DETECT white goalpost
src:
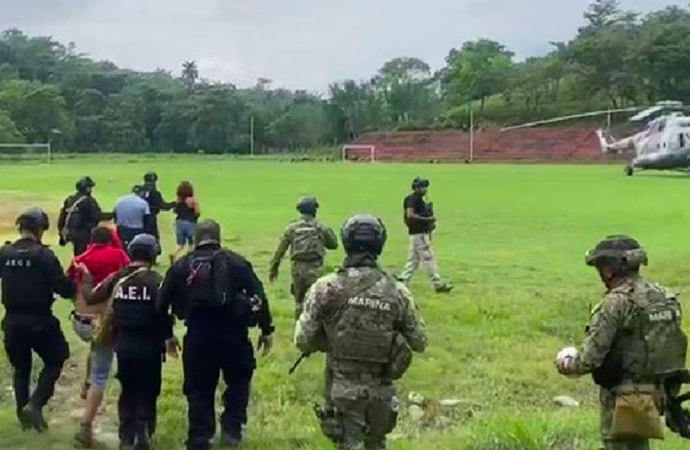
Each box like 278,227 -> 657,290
341,144 -> 376,162
0,143 -> 52,164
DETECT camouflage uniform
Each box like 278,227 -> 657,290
562,236 -> 688,450
269,215 -> 338,318
294,266 -> 427,449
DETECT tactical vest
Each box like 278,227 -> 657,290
186,249 -> 231,309
0,243 -> 48,312
329,269 -> 403,379
636,284 -> 688,379
112,268 -> 161,333
593,280 -> 688,387
291,220 -> 324,262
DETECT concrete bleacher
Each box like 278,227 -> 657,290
345,128 -> 630,163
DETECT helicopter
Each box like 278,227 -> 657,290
500,101 -> 690,176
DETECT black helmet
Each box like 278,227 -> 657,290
16,207 -> 50,232
296,196 -> 319,215
412,177 -> 430,190
127,234 -> 159,261
194,220 -> 221,246
585,235 -> 648,270
76,177 -> 95,192
144,172 -> 157,183
340,214 -> 387,256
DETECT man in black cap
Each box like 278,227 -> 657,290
0,207 -> 76,432
160,219 -> 274,449
140,172 -> 174,246
58,177 -> 113,256
396,177 -> 453,293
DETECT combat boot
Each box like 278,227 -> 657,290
74,423 -> 95,448
434,283 -> 453,294
134,422 -> 151,450
20,403 -> 48,433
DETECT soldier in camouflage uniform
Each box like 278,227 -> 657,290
556,235 -> 688,450
294,214 -> 428,450
269,196 -> 338,319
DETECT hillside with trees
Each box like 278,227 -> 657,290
0,0 -> 689,154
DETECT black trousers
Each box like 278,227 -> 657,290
182,331 -> 255,450
70,230 -> 91,257
117,226 -> 144,250
116,352 -> 162,445
2,314 -> 69,417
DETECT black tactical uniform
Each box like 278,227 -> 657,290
58,177 -> 114,256
141,172 -> 174,244
0,208 -> 76,432
82,234 -> 174,450
159,220 -> 274,450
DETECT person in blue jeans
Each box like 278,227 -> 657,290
170,181 -> 200,265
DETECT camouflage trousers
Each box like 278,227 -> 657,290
290,261 -> 322,319
397,234 -> 444,288
599,388 -> 650,450
319,373 -> 398,450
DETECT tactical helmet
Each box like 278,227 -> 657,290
127,234 -> 158,261
411,177 -> 430,190
16,207 -> 50,232
585,235 -> 648,270
75,177 -> 95,192
144,172 -> 157,183
340,214 -> 387,256
296,196 -> 319,215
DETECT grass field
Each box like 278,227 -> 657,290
0,158 -> 689,449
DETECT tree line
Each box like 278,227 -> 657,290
0,0 -> 689,154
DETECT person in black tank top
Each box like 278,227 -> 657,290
170,181 -> 200,265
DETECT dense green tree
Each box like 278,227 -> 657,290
1,1 -> 690,151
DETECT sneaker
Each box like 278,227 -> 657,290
434,284 -> 453,293
74,423 -> 95,448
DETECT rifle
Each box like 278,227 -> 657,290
663,370 -> 690,439
289,354 -> 308,375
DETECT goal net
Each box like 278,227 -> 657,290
342,145 -> 376,162
0,143 -> 52,164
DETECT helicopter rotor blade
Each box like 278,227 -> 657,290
500,107 -> 643,131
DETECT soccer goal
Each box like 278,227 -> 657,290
341,144 -> 376,162
0,143 -> 52,164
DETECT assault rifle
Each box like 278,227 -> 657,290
663,370 -> 690,439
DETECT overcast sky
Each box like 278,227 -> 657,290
0,0 -> 671,93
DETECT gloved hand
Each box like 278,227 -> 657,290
257,334 -> 273,356
555,346 -> 579,377
59,237 -> 66,247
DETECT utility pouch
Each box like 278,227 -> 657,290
611,384 -> 664,440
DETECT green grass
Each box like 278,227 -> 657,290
0,158 -> 689,449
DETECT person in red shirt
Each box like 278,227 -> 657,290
68,227 -> 130,448
106,223 -> 124,250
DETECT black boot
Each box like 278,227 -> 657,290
134,422 -> 151,450
20,403 -> 48,433
219,432 -> 241,448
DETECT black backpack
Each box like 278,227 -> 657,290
186,250 -> 231,308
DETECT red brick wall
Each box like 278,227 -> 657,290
346,128 -> 630,163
